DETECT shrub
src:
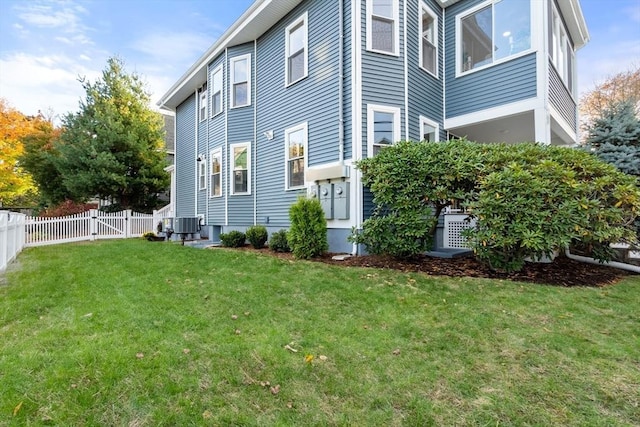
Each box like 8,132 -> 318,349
246,225 -> 268,249
269,229 -> 290,252
288,197 -> 328,259
219,230 -> 246,248
40,200 -> 98,217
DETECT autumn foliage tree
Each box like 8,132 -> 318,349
0,99 -> 54,207
54,57 -> 169,212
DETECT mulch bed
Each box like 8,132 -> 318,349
225,246 -> 635,287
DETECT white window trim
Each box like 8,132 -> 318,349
285,12 -> 309,87
549,2 -> 575,96
455,0 -> 535,78
199,90 -> 207,122
210,65 -> 224,118
229,142 -> 251,195
419,115 -> 440,142
366,0 -> 400,57
229,54 -> 251,108
284,122 -> 308,191
367,104 -> 401,158
419,2 -> 438,78
198,157 -> 207,191
209,148 -> 222,198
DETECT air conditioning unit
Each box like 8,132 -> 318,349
173,217 -> 200,234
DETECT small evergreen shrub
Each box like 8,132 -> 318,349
288,197 -> 328,259
246,225 -> 268,249
219,230 -> 246,248
269,229 -> 291,252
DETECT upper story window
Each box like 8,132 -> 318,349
209,148 -> 222,198
420,3 -> 438,76
367,0 -> 399,55
211,65 -> 223,117
367,104 -> 401,157
230,142 -> 250,195
285,122 -> 307,190
199,90 -> 207,122
230,54 -> 251,108
286,13 -> 308,86
420,116 -> 439,142
549,3 -> 575,94
198,157 -> 206,190
458,0 -> 531,74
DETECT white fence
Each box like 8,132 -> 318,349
0,211 -> 26,273
23,209 -> 162,247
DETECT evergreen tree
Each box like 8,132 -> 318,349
585,99 -> 640,176
55,57 -> 169,212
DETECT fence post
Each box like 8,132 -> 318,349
0,211 -> 7,272
125,209 -> 132,238
90,209 -> 98,241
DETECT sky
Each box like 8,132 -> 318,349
0,0 -> 638,121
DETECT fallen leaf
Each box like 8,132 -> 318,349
319,355 -> 328,361
13,401 -> 23,417
284,344 -> 298,353
82,313 -> 93,318
392,349 -> 401,356
270,384 -> 280,395
244,311 -> 251,316
183,348 -> 191,354
202,410 -> 213,419
304,354 -> 314,364
260,381 -> 271,387
136,353 -> 144,359
231,314 -> 238,320
235,329 -> 241,335
286,402 -> 293,409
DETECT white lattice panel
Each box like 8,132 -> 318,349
443,215 -> 476,249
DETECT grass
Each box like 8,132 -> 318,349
0,239 -> 639,426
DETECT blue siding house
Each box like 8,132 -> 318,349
158,0 -> 589,253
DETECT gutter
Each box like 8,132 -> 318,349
565,249 -> 640,274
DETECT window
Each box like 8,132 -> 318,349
230,143 -> 250,194
367,0 -> 399,55
549,3 -> 575,94
209,149 -> 222,197
198,158 -> 206,190
230,55 -> 251,108
286,13 -> 308,86
199,90 -> 207,121
458,0 -> 531,73
211,65 -> 223,117
420,3 -> 438,75
285,123 -> 307,190
367,104 -> 401,157
420,116 -> 439,142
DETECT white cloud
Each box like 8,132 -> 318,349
0,52 -> 101,118
14,0 -> 93,44
131,32 -> 214,65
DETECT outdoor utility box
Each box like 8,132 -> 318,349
319,184 -> 333,219
334,183 -> 349,219
173,217 -> 200,234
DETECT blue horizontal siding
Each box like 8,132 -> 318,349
548,61 -> 577,130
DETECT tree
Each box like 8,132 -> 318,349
580,66 -> 640,128
0,99 -> 46,206
584,99 -> 640,177
54,57 -> 169,212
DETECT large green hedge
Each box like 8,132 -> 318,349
352,140 -> 640,272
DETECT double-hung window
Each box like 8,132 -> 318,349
458,0 -> 531,74
285,123 -> 307,190
420,3 -> 438,76
367,104 -> 401,157
199,89 -> 207,121
211,65 -> 223,117
209,149 -> 222,197
367,0 -> 399,55
230,143 -> 250,194
420,116 -> 439,142
230,54 -> 251,108
198,158 -> 206,190
549,3 -> 575,94
286,13 -> 308,86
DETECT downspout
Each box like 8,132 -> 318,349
205,81 -> 210,226
194,89 -> 198,216
565,249 -> 640,274
338,0 -> 345,163
442,7 -> 446,139
224,48 -> 229,227
254,39 -> 258,225
403,0 -> 409,140
351,0 -> 361,256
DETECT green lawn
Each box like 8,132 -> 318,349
1,239 -> 639,426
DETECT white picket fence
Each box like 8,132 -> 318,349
23,209 -> 164,247
0,211 -> 27,273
